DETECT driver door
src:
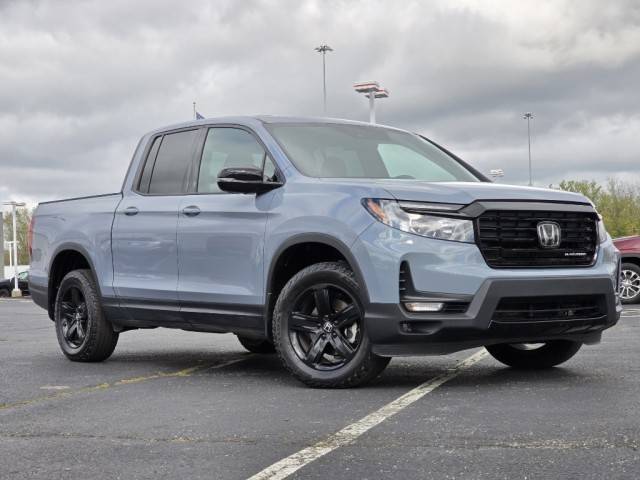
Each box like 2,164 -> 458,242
177,126 -> 280,333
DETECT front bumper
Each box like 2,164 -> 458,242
366,275 -> 621,357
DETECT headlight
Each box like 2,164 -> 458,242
363,198 -> 475,243
597,215 -> 608,244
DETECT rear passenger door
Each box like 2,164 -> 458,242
112,128 -> 199,324
177,126 -> 280,333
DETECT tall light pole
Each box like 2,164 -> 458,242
353,81 -> 389,124
523,112 -> 534,186
6,242 -> 13,277
3,201 -> 26,297
314,44 -> 333,114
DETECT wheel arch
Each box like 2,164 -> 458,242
265,234 -> 370,339
621,255 -> 640,268
47,244 -> 100,320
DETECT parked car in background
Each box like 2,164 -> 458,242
613,236 -> 640,304
0,271 -> 29,297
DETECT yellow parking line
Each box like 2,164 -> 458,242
0,356 -> 249,412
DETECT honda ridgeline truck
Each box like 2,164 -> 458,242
29,116 -> 622,387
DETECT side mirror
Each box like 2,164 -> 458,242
217,167 -> 282,194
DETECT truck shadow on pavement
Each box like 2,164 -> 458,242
91,349 -> 595,391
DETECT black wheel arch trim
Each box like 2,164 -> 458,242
47,242 -> 102,320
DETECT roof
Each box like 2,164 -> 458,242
144,115 -> 405,137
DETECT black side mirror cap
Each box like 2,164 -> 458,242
217,167 -> 282,194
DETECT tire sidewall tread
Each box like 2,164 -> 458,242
54,269 -> 118,362
272,261 -> 389,388
486,340 -> 582,369
237,335 -> 276,354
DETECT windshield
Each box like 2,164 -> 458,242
267,124 -> 481,182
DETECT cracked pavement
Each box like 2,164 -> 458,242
1,299 -> 638,479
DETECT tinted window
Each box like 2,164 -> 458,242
197,128 -> 276,193
138,136 -> 161,192
148,129 -> 198,194
267,124 -> 480,182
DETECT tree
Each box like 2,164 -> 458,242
3,208 -> 33,266
556,179 -> 640,238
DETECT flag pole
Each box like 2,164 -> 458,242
193,102 -> 196,120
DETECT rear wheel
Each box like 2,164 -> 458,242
273,261 -> 390,388
619,263 -> 640,304
0,289 -> 9,298
54,269 -> 119,362
486,340 -> 582,369
236,335 -> 276,354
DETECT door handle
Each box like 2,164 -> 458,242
123,206 -> 139,216
182,205 -> 201,217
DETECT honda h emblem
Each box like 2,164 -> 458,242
537,221 -> 561,248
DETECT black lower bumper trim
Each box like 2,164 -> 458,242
366,275 -> 621,356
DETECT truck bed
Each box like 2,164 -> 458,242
29,192 -> 124,311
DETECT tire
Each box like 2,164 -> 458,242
272,261 -> 390,388
619,263 -> 640,305
0,289 -> 9,298
237,335 -> 276,354
486,340 -> 582,369
54,269 -> 119,362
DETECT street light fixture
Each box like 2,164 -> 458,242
3,201 -> 26,297
523,112 -> 534,186
353,81 -> 389,124
314,44 -> 333,115
489,168 -> 505,181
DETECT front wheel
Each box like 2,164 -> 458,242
486,340 -> 582,369
0,289 -> 9,298
54,269 -> 119,362
273,261 -> 390,388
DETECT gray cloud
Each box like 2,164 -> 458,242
1,0 -> 639,204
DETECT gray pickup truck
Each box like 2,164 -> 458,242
30,116 -> 621,387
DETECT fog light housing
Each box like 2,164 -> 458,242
404,302 -> 444,312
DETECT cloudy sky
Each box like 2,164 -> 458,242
1,0 -> 639,205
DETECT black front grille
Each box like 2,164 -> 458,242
477,210 -> 598,267
493,295 -> 605,323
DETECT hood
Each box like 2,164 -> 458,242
355,180 -> 591,205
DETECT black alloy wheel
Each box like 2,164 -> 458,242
54,269 -> 119,362
272,261 -> 390,388
59,286 -> 89,349
288,284 -> 362,371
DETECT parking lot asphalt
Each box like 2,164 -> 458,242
1,299 -> 638,480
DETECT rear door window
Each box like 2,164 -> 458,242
147,129 -> 199,194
